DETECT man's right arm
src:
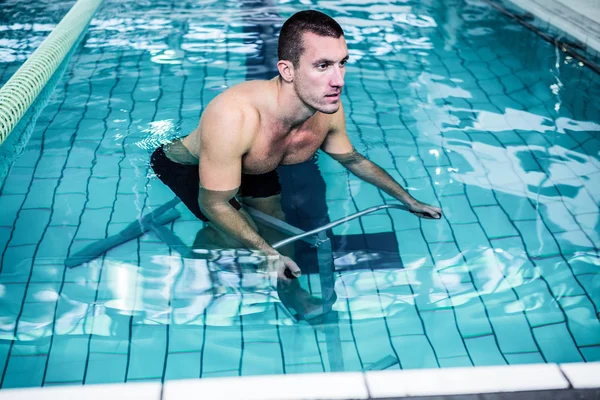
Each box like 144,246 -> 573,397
198,186 -> 276,254
196,99 -> 271,250
195,98 -> 300,277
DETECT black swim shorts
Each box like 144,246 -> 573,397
150,145 -> 281,222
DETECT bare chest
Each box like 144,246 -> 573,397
242,126 -> 329,174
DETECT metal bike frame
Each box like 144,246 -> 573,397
67,198 -> 408,372
247,204 -> 408,372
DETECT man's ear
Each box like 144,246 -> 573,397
277,60 -> 294,82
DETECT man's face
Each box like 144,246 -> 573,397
293,32 -> 348,114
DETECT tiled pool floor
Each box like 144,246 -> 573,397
0,0 -> 599,390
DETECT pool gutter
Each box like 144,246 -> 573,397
483,0 -> 600,75
0,362 -> 598,399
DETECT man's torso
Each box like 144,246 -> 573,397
178,80 -> 332,174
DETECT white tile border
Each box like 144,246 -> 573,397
0,363 -> 599,399
163,372 -> 369,400
0,382 -> 161,400
366,364 -> 569,398
560,362 -> 600,389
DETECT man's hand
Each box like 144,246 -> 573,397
266,253 -> 301,282
325,149 -> 444,221
407,200 -> 442,219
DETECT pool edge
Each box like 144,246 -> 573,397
0,362 -> 597,399
500,0 -> 600,54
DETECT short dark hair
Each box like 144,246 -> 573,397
278,10 -> 344,67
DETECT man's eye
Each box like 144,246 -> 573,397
340,60 -> 347,67
317,63 -> 328,69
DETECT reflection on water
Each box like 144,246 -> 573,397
0,0 -> 599,386
0,0 -> 74,69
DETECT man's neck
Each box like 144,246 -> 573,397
274,77 -> 316,131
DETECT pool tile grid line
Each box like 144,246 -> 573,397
2,43 -> 150,388
384,43 -> 584,359
445,24 -> 538,107
352,58 -> 482,367
456,19 -> 600,185
432,22 -> 600,263
111,7 -> 203,377
354,87 -> 449,362
0,71 -> 75,271
424,39 -> 596,359
127,29 -> 205,378
389,146 -> 507,362
335,261 -> 398,371
197,303 -> 209,379
0,362 -> 598,400
468,37 -> 600,214
40,48 -> 118,387
507,111 -> 600,224
451,4 -> 600,123
341,81 -> 441,370
341,61 -> 428,371
50,48 -> 119,385
363,56 -> 514,364
328,88 -> 372,372
441,119 -> 594,356
270,298 -> 291,374
441,27 -> 599,217
82,50 -> 145,385
0,47 -> 91,388
443,41 -> 600,320
124,58 -> 166,384
479,84 -> 600,219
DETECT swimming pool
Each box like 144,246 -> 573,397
0,0 -> 599,390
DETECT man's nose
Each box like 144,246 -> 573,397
330,65 -> 345,87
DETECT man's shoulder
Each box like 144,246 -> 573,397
215,80 -> 272,105
206,80 -> 271,120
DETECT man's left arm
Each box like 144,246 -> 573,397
320,103 -> 442,219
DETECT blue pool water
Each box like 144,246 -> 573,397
0,0 -> 75,85
0,0 -> 599,389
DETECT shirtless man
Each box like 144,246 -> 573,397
150,10 -> 442,278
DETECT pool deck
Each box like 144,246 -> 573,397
0,362 -> 598,399
502,0 -> 600,54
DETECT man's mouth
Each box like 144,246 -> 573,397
325,92 -> 341,99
